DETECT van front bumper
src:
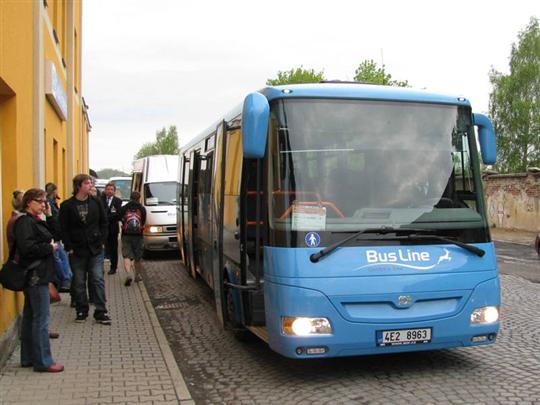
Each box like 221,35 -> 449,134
143,234 -> 178,251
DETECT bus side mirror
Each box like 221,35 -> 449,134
242,92 -> 269,159
473,113 -> 497,165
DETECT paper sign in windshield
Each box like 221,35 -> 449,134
291,204 -> 326,231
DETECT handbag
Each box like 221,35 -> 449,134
48,282 -> 61,303
0,258 -> 41,292
0,216 -> 42,292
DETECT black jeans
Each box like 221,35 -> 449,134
70,251 -> 107,317
105,228 -> 119,271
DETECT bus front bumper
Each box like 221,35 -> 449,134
264,277 -> 500,359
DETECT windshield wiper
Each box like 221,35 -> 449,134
309,226 -> 485,263
398,234 -> 485,257
310,226 -> 420,263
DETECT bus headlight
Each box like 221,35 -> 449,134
148,226 -> 163,233
470,306 -> 499,324
282,317 -> 332,336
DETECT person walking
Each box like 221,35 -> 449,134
101,182 -> 123,275
14,188 -> 64,372
119,191 -> 146,286
58,174 -> 111,325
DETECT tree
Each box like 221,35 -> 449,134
266,66 -> 325,85
489,17 -> 540,173
353,59 -> 409,87
134,125 -> 179,160
96,168 -> 130,179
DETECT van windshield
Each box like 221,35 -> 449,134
144,182 -> 177,206
111,179 -> 131,201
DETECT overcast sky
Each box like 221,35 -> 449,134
83,0 -> 538,173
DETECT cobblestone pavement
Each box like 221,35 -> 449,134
143,258 -> 540,405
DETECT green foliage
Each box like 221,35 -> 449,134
353,59 -> 409,87
266,67 -> 325,86
96,168 -> 130,179
134,125 -> 179,160
489,17 -> 540,173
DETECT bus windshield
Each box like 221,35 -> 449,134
144,181 -> 177,206
267,98 -> 488,246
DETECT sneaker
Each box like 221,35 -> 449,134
75,312 -> 87,322
134,275 -> 143,283
107,269 -> 116,275
95,314 -> 112,325
124,277 -> 133,287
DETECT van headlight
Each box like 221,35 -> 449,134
148,226 -> 163,233
282,317 -> 332,336
470,306 -> 499,324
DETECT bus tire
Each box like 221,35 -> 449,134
224,283 -> 251,341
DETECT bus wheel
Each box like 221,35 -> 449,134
225,283 -> 251,341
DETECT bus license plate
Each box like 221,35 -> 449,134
377,328 -> 432,346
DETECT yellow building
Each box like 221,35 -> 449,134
0,0 -> 90,364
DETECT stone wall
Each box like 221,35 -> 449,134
483,172 -> 540,231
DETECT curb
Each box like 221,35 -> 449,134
138,281 -> 194,404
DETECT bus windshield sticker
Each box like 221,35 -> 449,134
305,232 -> 321,247
292,203 -> 326,231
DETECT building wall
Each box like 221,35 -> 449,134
0,0 -> 90,360
484,172 -> 540,232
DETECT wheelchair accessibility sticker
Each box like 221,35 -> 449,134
305,232 -> 321,247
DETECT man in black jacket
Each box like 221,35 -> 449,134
59,174 -> 111,324
101,182 -> 123,275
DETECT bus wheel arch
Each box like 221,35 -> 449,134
223,266 -> 251,340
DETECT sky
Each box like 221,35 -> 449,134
83,0 -> 539,173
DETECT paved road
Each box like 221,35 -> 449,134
495,241 -> 540,283
142,247 -> 540,405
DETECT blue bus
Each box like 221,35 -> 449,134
178,82 -> 499,358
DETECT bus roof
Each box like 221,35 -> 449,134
261,82 -> 471,106
180,83 -> 471,153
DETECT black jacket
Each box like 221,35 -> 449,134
59,195 -> 108,256
14,214 -> 57,285
101,195 -> 123,235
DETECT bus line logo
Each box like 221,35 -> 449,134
358,248 -> 452,270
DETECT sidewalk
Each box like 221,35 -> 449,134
0,262 -> 194,405
490,227 -> 537,246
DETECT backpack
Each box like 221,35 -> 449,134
122,207 -> 142,235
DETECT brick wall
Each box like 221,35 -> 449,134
483,172 -> 540,231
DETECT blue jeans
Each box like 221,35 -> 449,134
21,284 -> 54,370
70,251 -> 107,317
54,243 -> 72,286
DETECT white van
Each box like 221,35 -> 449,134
131,155 -> 179,252
109,176 -> 132,205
